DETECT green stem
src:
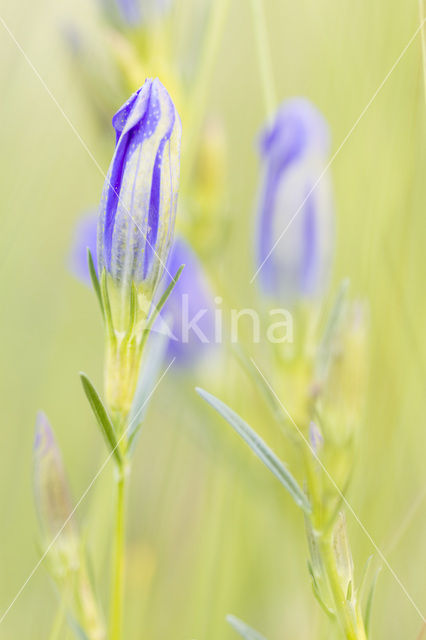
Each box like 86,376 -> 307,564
249,0 -> 277,121
109,467 -> 127,640
319,533 -> 361,640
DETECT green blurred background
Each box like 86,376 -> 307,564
0,0 -> 425,638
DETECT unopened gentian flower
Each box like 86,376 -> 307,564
34,413 -> 106,638
256,98 -> 334,304
97,78 -> 181,417
158,237 -> 215,365
34,412 -> 79,569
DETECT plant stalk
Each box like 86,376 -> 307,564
109,466 -> 127,640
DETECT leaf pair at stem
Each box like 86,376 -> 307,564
81,250 -> 184,469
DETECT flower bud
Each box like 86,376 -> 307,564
97,79 -> 181,418
101,0 -> 172,27
256,98 -> 334,304
33,413 -> 106,638
97,77 -> 182,328
33,412 -> 79,570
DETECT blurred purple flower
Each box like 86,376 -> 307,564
100,0 -> 172,28
158,237 -> 215,365
256,98 -> 334,304
69,212 -> 98,285
98,78 -> 181,296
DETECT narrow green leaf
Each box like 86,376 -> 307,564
100,270 -> 115,341
233,346 -> 295,440
87,249 -> 104,319
307,562 -> 335,619
365,568 -> 381,637
196,388 -> 311,514
227,615 -> 267,640
80,373 -> 122,467
140,264 -> 184,350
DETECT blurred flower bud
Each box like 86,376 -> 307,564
256,98 -> 334,304
33,413 -> 106,638
189,117 -> 228,256
98,78 -> 181,327
100,0 -> 173,28
309,420 -> 323,454
33,412 -> 79,571
157,237 -> 215,365
332,512 -> 354,596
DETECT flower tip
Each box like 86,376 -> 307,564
34,412 -> 54,453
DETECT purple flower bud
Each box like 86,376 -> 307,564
156,237 -> 215,365
309,420 -> 323,454
97,78 -> 182,297
101,0 -> 172,27
256,98 -> 334,304
33,413 -> 78,556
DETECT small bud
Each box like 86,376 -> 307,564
332,512 -> 354,596
33,412 -> 79,570
309,420 -> 324,454
256,98 -> 334,304
33,413 -> 106,638
100,0 -> 173,28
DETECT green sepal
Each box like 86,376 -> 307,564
140,264 -> 184,351
307,561 -> 335,619
127,330 -> 170,453
233,346 -> 296,441
364,567 -> 381,636
80,373 -> 122,467
87,249 -> 104,319
100,270 -> 115,342
227,615 -> 267,640
196,388 -> 311,514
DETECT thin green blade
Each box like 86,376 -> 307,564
141,264 -> 184,349
196,388 -> 311,514
128,329 -> 170,451
80,373 -> 122,467
87,249 -> 104,319
227,615 -> 267,640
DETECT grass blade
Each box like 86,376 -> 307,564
227,615 -> 267,640
196,388 -> 311,514
140,264 -> 184,350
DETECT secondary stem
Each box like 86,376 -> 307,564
250,0 -> 277,122
110,467 -> 127,640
